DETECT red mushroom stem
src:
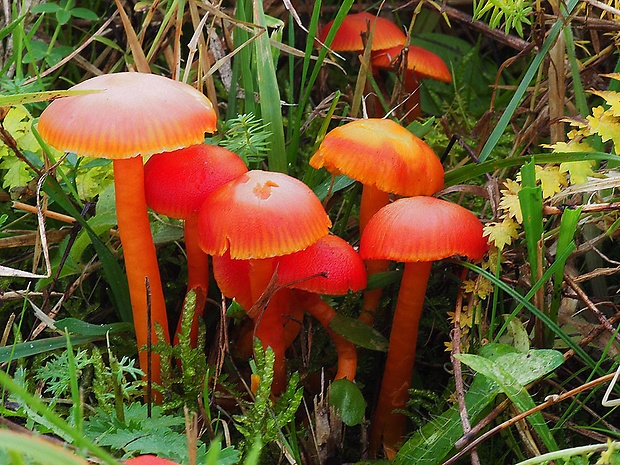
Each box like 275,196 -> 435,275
369,260 -> 432,457
295,291 -> 357,381
114,157 -> 170,391
176,214 -> 209,344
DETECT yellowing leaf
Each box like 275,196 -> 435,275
535,165 -> 567,199
559,160 -> 596,185
483,218 -> 519,251
545,139 -> 594,153
590,90 -> 620,117
587,106 -> 620,152
500,192 -> 523,223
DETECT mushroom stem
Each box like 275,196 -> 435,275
174,215 -> 209,346
296,291 -> 357,382
359,185 -> 391,327
248,258 -> 287,394
113,157 -> 170,392
402,73 -> 421,123
369,260 -> 433,458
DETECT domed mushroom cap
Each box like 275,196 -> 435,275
310,118 -> 444,197
144,144 -> 248,219
317,12 -> 406,52
198,170 -> 332,259
360,196 -> 487,262
124,455 -> 181,465
277,235 -> 367,295
371,45 -> 452,83
38,72 -> 217,159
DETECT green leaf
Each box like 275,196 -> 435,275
54,318 -> 133,336
69,7 -> 99,21
329,314 -> 388,352
329,379 -> 366,426
313,174 -> 356,201
366,270 -> 403,291
0,334 -> 100,363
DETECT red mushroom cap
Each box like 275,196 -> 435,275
211,251 -> 253,310
38,72 -> 217,159
198,170 -> 332,259
371,45 -> 452,83
144,144 -> 248,219
310,118 -> 444,197
277,235 -> 367,295
124,455 -> 181,465
360,196 -> 487,262
317,12 -> 406,52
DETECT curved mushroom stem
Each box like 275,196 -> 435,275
359,185 -> 391,327
248,258 -> 288,395
296,291 -> 357,382
174,215 -> 208,347
402,72 -> 421,123
369,260 -> 432,459
113,157 -> 170,394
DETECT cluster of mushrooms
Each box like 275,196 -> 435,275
36,11 -> 488,459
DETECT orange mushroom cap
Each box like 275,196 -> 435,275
211,251 -> 253,310
38,72 -> 217,159
144,144 -> 248,219
310,118 -> 444,197
372,45 -> 452,83
124,455 -> 181,465
359,196 -> 488,262
317,12 -> 406,52
277,235 -> 367,295
198,170 -> 332,259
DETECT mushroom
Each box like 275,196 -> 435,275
371,44 -> 452,121
38,72 -> 217,389
198,170 -> 331,392
277,235 -> 367,381
359,196 -> 487,457
124,455 -> 180,465
310,118 -> 444,326
144,144 -> 248,346
317,12 -> 406,117
317,12 -> 405,52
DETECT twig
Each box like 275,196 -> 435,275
12,201 -> 76,224
543,201 -> 620,215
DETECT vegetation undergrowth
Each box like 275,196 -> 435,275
2,0 -> 620,464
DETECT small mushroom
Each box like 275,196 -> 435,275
360,196 -> 487,457
144,144 -> 248,346
311,118 -> 444,326
38,72 -> 217,390
198,170 -> 331,392
317,12 -> 405,52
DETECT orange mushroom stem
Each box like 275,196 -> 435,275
360,196 -> 487,458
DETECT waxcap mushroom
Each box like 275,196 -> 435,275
198,170 -> 332,260
318,12 -> 406,52
124,455 -> 180,465
371,44 -> 452,83
277,235 -> 367,295
360,196 -> 487,262
310,118 -> 444,198
38,72 -> 216,159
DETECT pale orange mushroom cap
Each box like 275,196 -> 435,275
277,235 -> 367,295
198,170 -> 332,260
360,196 -> 488,262
372,45 -> 452,83
317,12 -> 406,52
310,118 -> 444,197
38,72 -> 217,159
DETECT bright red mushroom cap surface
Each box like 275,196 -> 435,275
277,235 -> 367,295
371,45 -> 452,83
38,72 -> 217,159
359,196 -> 488,262
198,170 -> 332,259
317,12 -> 406,51
211,251 -> 253,310
144,144 -> 248,218
310,118 -> 444,197
124,455 -> 181,465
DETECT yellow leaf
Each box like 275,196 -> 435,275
535,165 -> 567,199
483,218 -> 519,251
589,90 -> 620,117
559,160 -> 596,185
587,106 -> 620,152
500,192 -> 523,223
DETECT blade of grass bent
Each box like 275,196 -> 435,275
253,0 -> 287,173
